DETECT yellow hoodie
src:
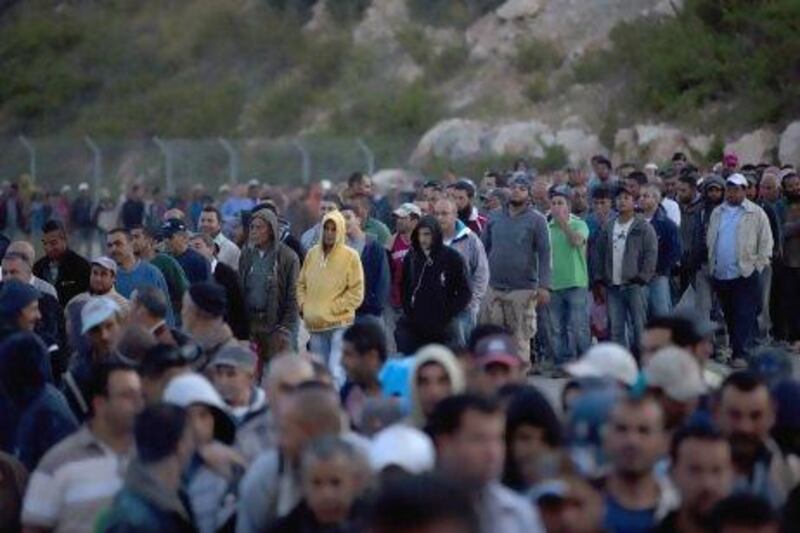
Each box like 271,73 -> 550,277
297,210 -> 365,332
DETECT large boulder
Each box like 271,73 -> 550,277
612,123 -> 690,165
411,119 -> 606,168
724,129 -> 779,165
488,121 -> 550,157
779,122 -> 800,168
410,119 -> 489,165
635,124 -> 688,163
554,128 -> 605,167
371,169 -> 419,195
467,0 -> 681,62
496,0 -> 546,21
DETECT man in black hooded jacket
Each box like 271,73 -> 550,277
397,216 -> 471,353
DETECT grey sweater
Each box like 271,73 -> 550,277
482,206 -> 552,291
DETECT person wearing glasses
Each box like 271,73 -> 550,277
593,186 -> 658,357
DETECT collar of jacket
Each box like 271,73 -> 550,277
125,459 -> 192,522
446,219 -> 471,245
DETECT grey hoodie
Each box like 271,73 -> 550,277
445,220 -> 489,313
483,206 -> 552,290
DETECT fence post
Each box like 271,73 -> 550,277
293,140 -> 311,185
18,135 -> 37,184
356,138 -> 375,175
218,137 -> 239,185
152,137 -> 175,195
84,136 -> 102,204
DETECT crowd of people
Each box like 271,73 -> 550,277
0,149 -> 799,532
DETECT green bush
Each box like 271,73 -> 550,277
571,48 -> 615,84
427,41 -> 470,82
407,0 -> 505,29
245,76 -> 314,137
0,15 -> 95,132
330,81 -> 443,137
513,38 -> 563,74
607,0 -> 800,126
523,75 -> 550,103
532,143 -> 569,172
326,0 -> 370,24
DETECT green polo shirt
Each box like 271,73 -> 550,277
548,215 -> 589,291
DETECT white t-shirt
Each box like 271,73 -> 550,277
661,198 -> 681,227
612,218 -> 634,286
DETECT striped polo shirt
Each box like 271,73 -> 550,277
21,425 -> 133,533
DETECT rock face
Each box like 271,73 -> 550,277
779,122 -> 800,168
467,0 -> 680,61
724,129 -> 779,165
410,119 -> 489,165
411,118 -> 797,170
612,124 -> 692,165
411,119 -> 605,167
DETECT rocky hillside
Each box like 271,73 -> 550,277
1,0 -> 798,174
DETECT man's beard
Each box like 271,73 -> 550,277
786,192 -> 800,204
509,199 -> 526,208
729,432 -> 765,472
458,206 -> 471,221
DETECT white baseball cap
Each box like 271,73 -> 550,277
393,202 -> 422,218
726,173 -> 748,188
644,347 -> 707,402
369,424 -> 435,474
566,343 -> 639,386
91,256 -> 117,274
81,296 -> 121,334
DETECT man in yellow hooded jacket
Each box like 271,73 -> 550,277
297,210 -> 364,382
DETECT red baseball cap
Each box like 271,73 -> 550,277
474,334 -> 522,368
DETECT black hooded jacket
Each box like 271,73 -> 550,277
401,216 -> 471,339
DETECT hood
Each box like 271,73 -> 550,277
0,331 -> 51,404
320,210 -> 347,250
251,208 -> 280,246
162,373 -> 235,445
410,215 -> 444,254
409,344 -> 465,427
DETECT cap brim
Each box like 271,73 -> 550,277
480,353 -> 521,368
81,314 -> 112,334
665,383 -> 707,402
565,360 -> 601,379
210,358 -> 255,374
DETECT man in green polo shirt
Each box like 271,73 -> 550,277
548,187 -> 591,374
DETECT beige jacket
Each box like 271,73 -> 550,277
707,199 -> 773,278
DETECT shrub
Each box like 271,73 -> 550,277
331,81 -> 444,137
524,75 -> 550,103
571,48 -> 615,84
607,0 -> 800,126
513,38 -> 563,74
407,0 -> 505,29
326,0 -> 370,24
532,143 -> 569,173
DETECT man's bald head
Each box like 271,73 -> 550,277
266,354 -> 315,410
278,383 -> 344,460
433,198 -> 458,234
7,241 -> 35,265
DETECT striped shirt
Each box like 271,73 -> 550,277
21,425 -> 132,533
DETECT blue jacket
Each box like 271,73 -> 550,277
649,206 -> 682,276
103,460 -> 195,533
0,332 -> 77,470
356,235 -> 390,317
174,248 -> 211,284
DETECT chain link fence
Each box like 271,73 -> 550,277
0,136 -> 420,195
